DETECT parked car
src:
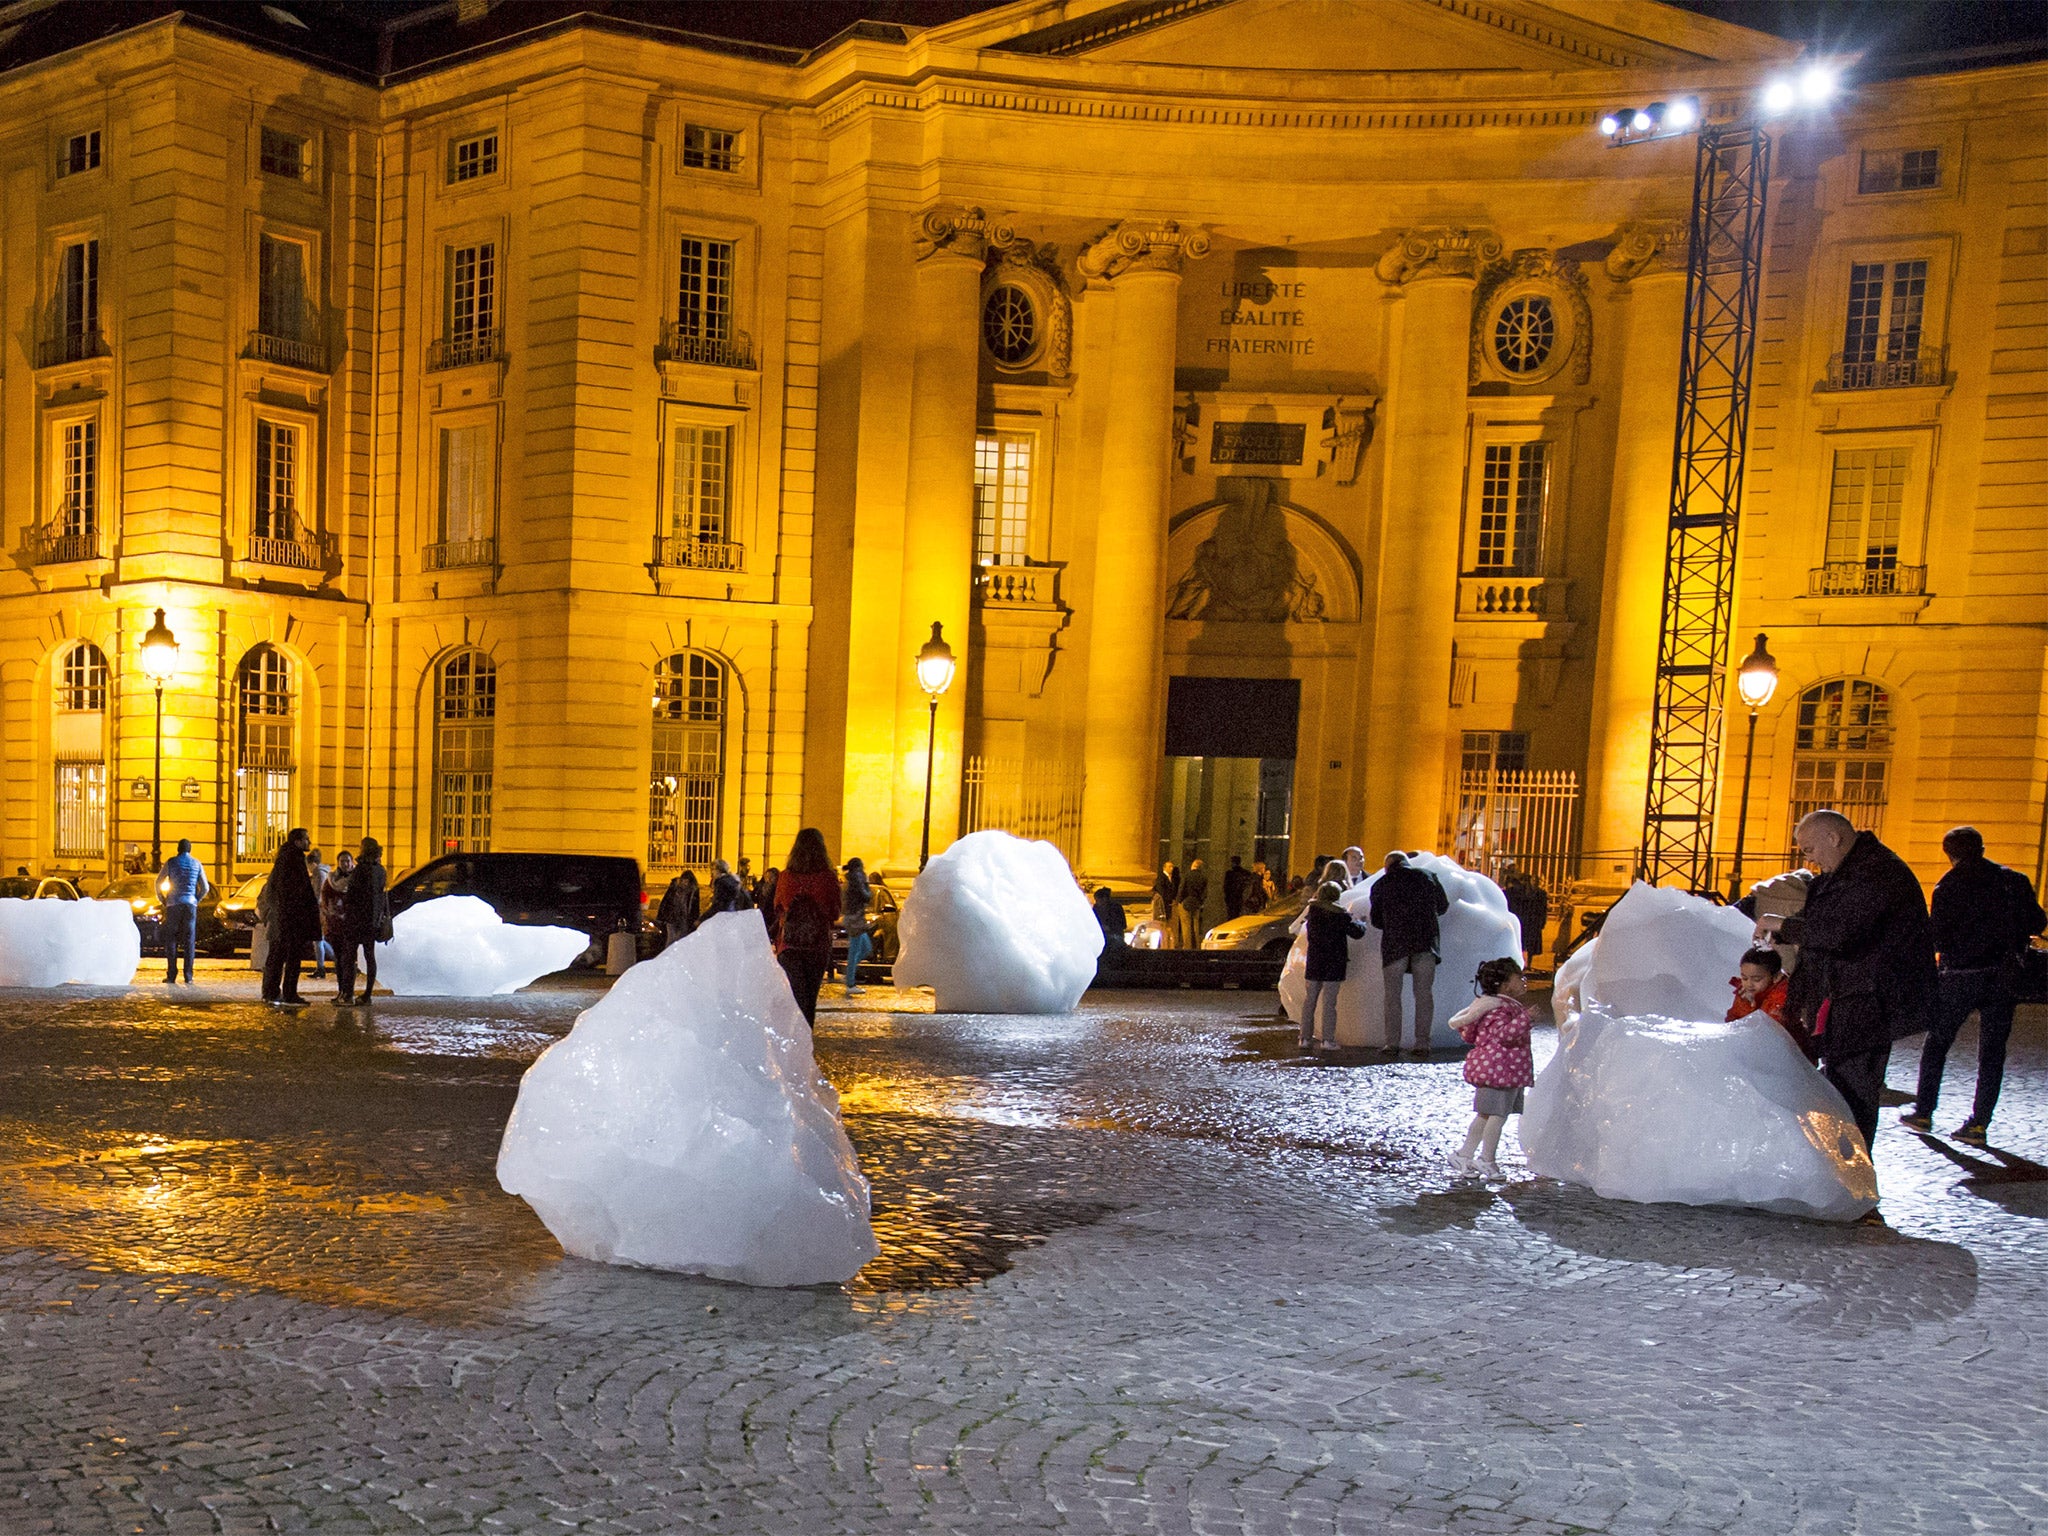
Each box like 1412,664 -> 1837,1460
1199,887 -> 1310,956
387,853 -> 645,964
830,878 -> 901,980
0,876 -> 80,901
99,873 -> 236,957
217,870 -> 270,944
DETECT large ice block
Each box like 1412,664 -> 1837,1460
892,830 -> 1104,1013
376,895 -> 589,996
0,899 -> 140,987
1521,883 -> 1878,1222
496,912 -> 877,1286
1277,853 -> 1521,1047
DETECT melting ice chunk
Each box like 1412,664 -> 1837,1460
376,895 -> 589,996
0,899 -> 141,987
892,830 -> 1104,1014
497,911 -> 877,1286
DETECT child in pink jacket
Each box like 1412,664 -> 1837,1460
1448,957 -> 1536,1178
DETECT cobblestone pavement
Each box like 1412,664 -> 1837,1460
1,961 -> 2044,1535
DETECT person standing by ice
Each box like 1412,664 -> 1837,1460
1903,826 -> 2046,1145
1150,862 -> 1180,947
157,837 -> 210,985
1092,886 -> 1128,953
841,858 -> 873,995
335,837 -> 390,1007
1369,852 -> 1449,1053
1448,958 -> 1535,1177
1727,946 -> 1802,1050
1341,847 -> 1366,889
1300,881 -> 1366,1054
320,850 -> 354,989
708,859 -> 748,915
773,829 -> 840,1027
260,828 -> 320,1007
656,868 -> 700,949
1777,810 -> 1936,1153
1177,858 -> 1209,948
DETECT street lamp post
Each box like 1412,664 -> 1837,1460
138,608 -> 180,870
1728,632 -> 1779,900
914,621 -> 957,871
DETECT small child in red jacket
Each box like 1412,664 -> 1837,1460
1448,957 -> 1536,1179
1727,946 -> 1812,1057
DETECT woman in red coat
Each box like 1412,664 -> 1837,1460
773,827 -> 841,1027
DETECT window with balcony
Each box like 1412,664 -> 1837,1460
448,131 -> 498,183
1858,147 -> 1940,195
667,235 -> 747,366
1832,259 -> 1937,388
973,432 -> 1032,567
254,420 -> 299,543
36,419 -> 99,565
429,424 -> 496,569
436,650 -> 496,854
260,128 -> 306,179
1472,442 -> 1546,576
44,239 -> 101,367
682,124 -> 739,172
59,130 -> 100,177
655,423 -> 739,570
1813,447 -> 1922,596
649,653 -> 725,871
1792,678 -> 1891,839
433,242 -> 499,369
251,235 -> 325,370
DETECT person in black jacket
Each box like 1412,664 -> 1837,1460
260,828 -> 320,1007
1903,826 -> 2046,1144
1222,856 -> 1251,919
335,836 -> 391,1006
707,860 -> 748,915
1368,852 -> 1450,1053
1779,811 -> 1937,1154
1300,882 -> 1366,1054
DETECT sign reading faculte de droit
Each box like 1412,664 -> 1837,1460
1211,421 -> 1306,466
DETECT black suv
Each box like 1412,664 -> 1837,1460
386,853 -> 645,957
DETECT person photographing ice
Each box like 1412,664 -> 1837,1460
1368,852 -> 1449,1053
1448,958 -> 1535,1177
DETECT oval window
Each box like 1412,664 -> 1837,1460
1493,295 -> 1556,375
982,283 -> 1038,367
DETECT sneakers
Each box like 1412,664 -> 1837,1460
1317,1040 -> 1340,1053
1953,1121 -> 1989,1147
1447,1150 -> 1480,1175
1898,1111 -> 1934,1133
1476,1158 -> 1504,1179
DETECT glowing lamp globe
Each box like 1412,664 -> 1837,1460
915,621 -> 956,700
1736,633 -> 1779,711
1761,79 -> 1796,115
139,608 -> 179,684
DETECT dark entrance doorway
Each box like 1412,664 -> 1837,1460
1160,677 -> 1299,938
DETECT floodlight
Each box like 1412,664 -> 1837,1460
1799,64 -> 1836,103
1631,109 -> 1654,131
1761,79 -> 1796,114
1665,97 -> 1698,130
1598,111 -> 1622,136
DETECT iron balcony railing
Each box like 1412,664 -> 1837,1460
660,325 -> 753,370
30,522 -> 99,565
651,534 -> 744,572
1826,347 -> 1945,390
246,528 -> 334,572
246,329 -> 329,372
36,327 -> 106,368
423,537 -> 496,572
1808,562 -> 1926,597
427,329 -> 504,372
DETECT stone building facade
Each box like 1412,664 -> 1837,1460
1,0 -> 2042,917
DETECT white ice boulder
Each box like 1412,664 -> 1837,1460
496,912 -> 877,1286
892,830 -> 1104,1013
1520,883 -> 1877,1222
0,899 -> 141,987
1278,853 -> 1521,1047
376,895 -> 589,996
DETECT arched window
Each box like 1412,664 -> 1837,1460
1792,677 -> 1892,838
649,653 -> 725,870
436,650 -> 496,853
52,642 -> 108,860
236,646 -> 294,861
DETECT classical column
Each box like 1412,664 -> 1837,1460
1360,227 -> 1501,859
1582,221 -> 1689,886
887,206 -> 1003,870
1076,219 -> 1209,883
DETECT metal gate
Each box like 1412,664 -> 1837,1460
961,756 -> 1083,869
1441,768 -> 1581,897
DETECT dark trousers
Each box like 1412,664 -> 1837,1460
1914,966 -> 2015,1128
335,935 -> 377,1002
1824,1043 -> 1892,1151
779,949 -> 827,1027
162,903 -> 197,983
262,923 -> 308,1002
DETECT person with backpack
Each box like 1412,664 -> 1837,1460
774,829 -> 840,1027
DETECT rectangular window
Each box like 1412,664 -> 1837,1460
1473,442 -> 1546,574
235,769 -> 293,862
682,124 -> 739,172
1858,147 -> 1940,195
438,424 -> 494,545
259,128 -> 306,179
1824,447 -> 1910,572
447,243 -> 496,339
54,761 -> 106,860
449,132 -> 498,183
258,235 -> 310,340
60,421 -> 97,540
254,421 -> 299,541
59,239 -> 99,342
1843,260 -> 1926,364
677,236 -> 734,341
669,423 -> 731,545
973,432 -> 1032,565
60,131 -> 100,176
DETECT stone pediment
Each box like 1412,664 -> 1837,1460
1165,480 -> 1362,625
973,0 -> 1790,72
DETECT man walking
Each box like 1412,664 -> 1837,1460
260,828 -> 321,1007
1780,810 -> 1936,1154
1903,826 -> 2046,1145
157,838 -> 210,985
1177,859 -> 1210,948
1368,852 -> 1449,1053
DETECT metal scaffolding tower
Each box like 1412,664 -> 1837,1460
1640,123 -> 1773,891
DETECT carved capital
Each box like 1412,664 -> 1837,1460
914,205 -> 1013,265
1605,219 -> 1688,282
1076,219 -> 1211,283
1374,227 -> 1504,286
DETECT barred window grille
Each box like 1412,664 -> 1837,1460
1791,678 -> 1892,841
255,420 -> 299,541
1824,447 -> 1909,572
677,236 -> 734,342
448,243 -> 496,339
54,761 -> 106,860
59,642 -> 107,712
236,646 -> 294,861
436,649 -> 496,854
1473,443 -> 1546,575
973,432 -> 1032,565
670,424 -> 731,545
60,420 -> 97,541
649,653 -> 724,870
